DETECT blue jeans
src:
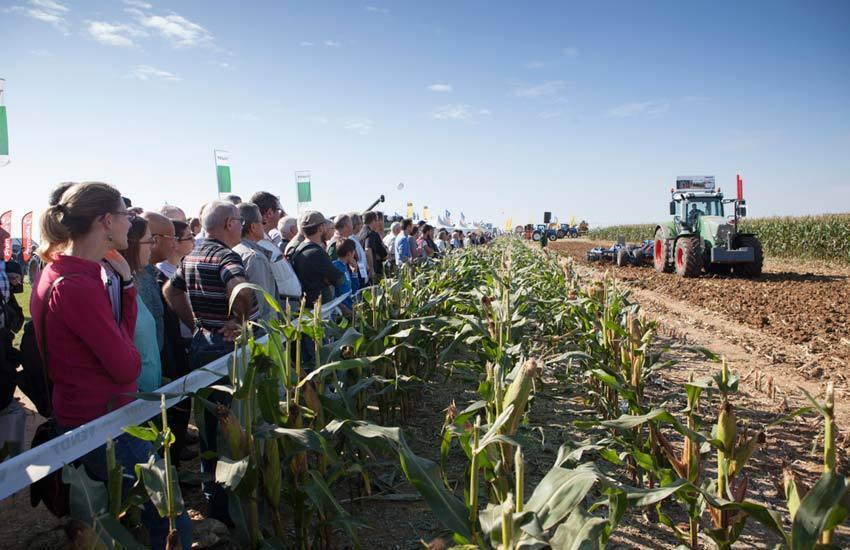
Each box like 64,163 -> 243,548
189,330 -> 235,522
73,432 -> 193,550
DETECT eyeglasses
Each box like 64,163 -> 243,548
110,211 -> 136,220
152,233 -> 177,241
177,236 -> 195,242
227,216 -> 243,225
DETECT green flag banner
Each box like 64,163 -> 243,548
215,149 -> 231,193
0,78 -> 9,165
295,171 -> 311,203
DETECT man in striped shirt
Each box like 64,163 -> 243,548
163,200 -> 258,523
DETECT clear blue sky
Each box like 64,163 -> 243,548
2,0 -> 849,237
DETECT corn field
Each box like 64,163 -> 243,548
588,213 -> 850,263
59,237 -> 848,549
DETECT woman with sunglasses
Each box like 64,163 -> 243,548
32,182 -> 192,549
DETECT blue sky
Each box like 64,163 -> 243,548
2,0 -> 849,237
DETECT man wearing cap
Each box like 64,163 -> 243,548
290,211 -> 345,308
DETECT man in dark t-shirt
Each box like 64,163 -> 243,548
290,211 -> 345,307
362,211 -> 387,281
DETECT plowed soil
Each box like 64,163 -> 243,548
550,240 -> 850,370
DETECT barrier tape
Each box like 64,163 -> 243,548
0,293 -> 349,500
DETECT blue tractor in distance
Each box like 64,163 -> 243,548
556,224 -> 579,239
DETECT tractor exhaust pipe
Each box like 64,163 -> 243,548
737,174 -> 744,202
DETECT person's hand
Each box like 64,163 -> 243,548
104,251 -> 132,281
218,319 -> 243,342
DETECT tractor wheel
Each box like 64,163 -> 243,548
653,228 -> 673,273
616,248 -> 628,267
556,230 -> 566,239
674,236 -> 703,277
532,231 -> 542,242
732,234 -> 764,277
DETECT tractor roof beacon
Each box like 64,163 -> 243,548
653,175 -> 763,278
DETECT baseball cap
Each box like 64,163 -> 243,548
299,210 -> 329,229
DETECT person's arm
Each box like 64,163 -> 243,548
364,247 -> 374,279
163,267 -> 195,328
61,278 -> 141,384
318,252 -> 345,288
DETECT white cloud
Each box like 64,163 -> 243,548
513,80 -> 566,98
366,6 -> 389,13
427,83 -> 452,93
606,100 -> 669,118
344,119 -> 374,135
324,40 -> 341,47
684,95 -> 711,103
562,47 -> 578,57
122,0 -> 152,8
8,0 -> 69,33
525,60 -> 545,69
431,104 -> 491,121
133,11 -> 213,47
29,48 -> 51,56
299,41 -> 314,47
86,21 -> 146,47
128,65 -> 181,81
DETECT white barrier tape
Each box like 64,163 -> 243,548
0,292 -> 349,500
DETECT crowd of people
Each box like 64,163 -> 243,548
0,181 -> 492,548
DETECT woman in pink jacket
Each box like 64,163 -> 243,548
31,182 -> 191,549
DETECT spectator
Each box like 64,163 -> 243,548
247,192 -> 301,310
233,203 -> 279,321
348,212 -> 369,285
409,225 -> 421,260
31,182 -> 191,549
436,229 -> 450,254
464,231 -> 473,248
384,221 -> 401,269
322,219 -> 335,245
331,239 -> 358,317
0,226 -> 24,422
395,218 -> 413,265
362,211 -> 387,281
188,217 -> 201,237
277,215 -> 298,253
160,203 -> 187,222
327,214 -> 352,261
290,211 -> 344,308
154,219 -> 196,466
163,200 -> 259,523
418,224 -> 437,258
250,191 -> 285,249
118,216 -> 161,393
451,231 -> 463,249
223,194 -> 242,205
139,213 -> 176,352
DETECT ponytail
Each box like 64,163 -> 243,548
36,182 -> 123,263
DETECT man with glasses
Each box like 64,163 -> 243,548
233,203 -> 278,320
163,200 -> 258,524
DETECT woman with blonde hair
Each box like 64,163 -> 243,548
31,182 -> 191,549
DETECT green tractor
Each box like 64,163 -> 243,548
653,175 -> 763,277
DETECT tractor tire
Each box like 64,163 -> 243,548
732,234 -> 764,277
532,231 -> 542,242
674,236 -> 703,277
616,248 -> 628,267
653,228 -> 673,273
556,230 -> 566,239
